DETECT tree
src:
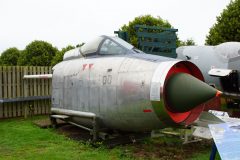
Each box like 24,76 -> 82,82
18,40 -> 58,66
0,47 -> 20,66
179,39 -> 196,46
51,45 -> 75,66
120,15 -> 173,47
206,0 -> 240,45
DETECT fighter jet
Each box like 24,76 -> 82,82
50,35 -> 221,140
177,42 -> 240,109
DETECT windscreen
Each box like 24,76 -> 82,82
80,36 -> 104,56
111,36 -> 134,50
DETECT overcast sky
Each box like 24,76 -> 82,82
0,0 -> 231,53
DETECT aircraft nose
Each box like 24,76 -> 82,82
165,73 -> 221,113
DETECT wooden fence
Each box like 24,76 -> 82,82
0,66 -> 52,119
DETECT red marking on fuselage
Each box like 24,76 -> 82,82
143,109 -> 152,113
83,64 -> 87,70
89,64 -> 94,69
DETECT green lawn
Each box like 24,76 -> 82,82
0,116 -> 220,160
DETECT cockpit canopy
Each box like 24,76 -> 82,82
63,35 -> 135,61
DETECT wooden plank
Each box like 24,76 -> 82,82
37,67 -> 41,115
12,66 -> 16,117
28,66 -> 33,116
0,66 -> 3,118
41,67 -> 46,114
19,66 -> 24,116
16,66 -> 22,116
49,66 -> 52,94
47,66 -> 51,114
48,66 -> 52,114
29,67 -> 33,97
45,67 -> 49,114
33,67 -> 38,115
23,67 -> 29,118
3,66 -> 8,118
48,66 -> 52,113
7,66 -> 12,117
20,66 -> 23,116
45,67 -> 49,96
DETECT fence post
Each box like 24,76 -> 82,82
3,66 -> 8,118
23,67 -> 28,119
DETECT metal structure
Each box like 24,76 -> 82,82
115,25 -> 178,58
0,96 -> 51,103
177,42 -> 240,110
51,35 -> 220,140
23,74 -> 52,79
135,25 -> 177,58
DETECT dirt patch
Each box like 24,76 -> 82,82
33,118 -> 66,128
56,124 -> 92,141
33,118 -> 92,141
129,137 -> 212,160
48,123 -> 212,159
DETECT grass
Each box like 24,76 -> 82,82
0,116 -> 220,160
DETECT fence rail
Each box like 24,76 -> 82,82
0,66 -> 52,119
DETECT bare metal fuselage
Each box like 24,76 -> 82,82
52,53 -> 190,131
